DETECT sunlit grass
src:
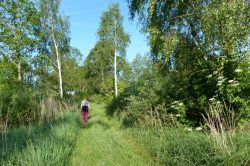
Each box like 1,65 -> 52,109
69,103 -> 153,166
1,111 -> 80,166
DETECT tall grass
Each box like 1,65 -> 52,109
131,126 -> 250,165
0,111 -> 81,166
202,101 -> 239,156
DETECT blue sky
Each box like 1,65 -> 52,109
60,0 -> 149,62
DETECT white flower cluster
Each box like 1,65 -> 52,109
209,97 -> 215,101
217,75 -> 227,86
184,127 -> 192,131
184,127 -> 202,132
209,97 -> 222,104
206,74 -> 212,78
213,71 -> 218,75
206,71 -> 218,79
195,127 -> 202,131
234,69 -> 242,73
171,101 -> 184,107
218,76 -> 224,80
170,101 -> 185,117
207,69 -> 242,87
228,79 -> 239,86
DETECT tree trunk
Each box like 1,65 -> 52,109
17,52 -> 22,82
114,48 -> 118,98
56,50 -> 63,99
52,27 -> 63,99
101,69 -> 104,84
17,61 -> 22,82
114,20 -> 118,98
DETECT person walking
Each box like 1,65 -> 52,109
80,97 -> 90,125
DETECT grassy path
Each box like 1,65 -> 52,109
69,104 -> 153,166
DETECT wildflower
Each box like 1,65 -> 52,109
216,101 -> 221,104
228,80 -> 234,83
178,102 -> 184,106
213,71 -> 218,75
232,83 -> 240,87
184,127 -> 192,131
218,76 -> 224,80
209,97 -> 215,101
173,101 -> 178,104
196,127 -> 202,131
171,105 -> 175,108
176,114 -> 181,117
206,74 -> 212,78
217,80 -> 224,86
187,128 -> 192,131
234,69 -> 242,73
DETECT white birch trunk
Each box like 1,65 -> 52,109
52,27 -> 63,99
101,69 -> 104,84
114,20 -> 118,98
17,61 -> 22,82
56,50 -> 63,99
114,48 -> 118,97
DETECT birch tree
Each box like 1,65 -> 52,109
98,4 -> 130,98
38,0 -> 70,99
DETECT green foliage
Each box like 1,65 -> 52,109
0,0 -> 39,60
0,0 -> 81,126
0,85 -> 40,127
62,47 -> 86,101
107,55 -> 174,127
84,41 -> 113,95
124,0 -> 250,126
0,57 -> 40,126
98,3 -> 130,57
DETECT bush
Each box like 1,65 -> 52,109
0,84 -> 40,127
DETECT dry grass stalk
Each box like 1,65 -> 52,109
40,98 -> 62,121
202,101 -> 238,155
